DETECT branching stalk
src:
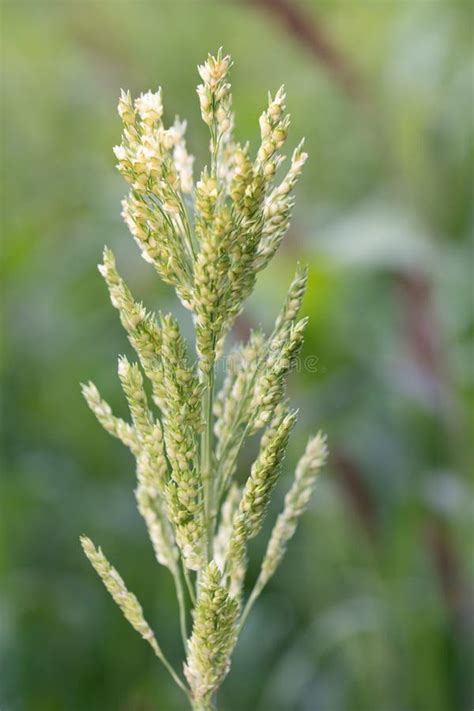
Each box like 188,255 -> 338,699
81,50 -> 327,710
172,569 -> 189,649
202,365 -> 216,561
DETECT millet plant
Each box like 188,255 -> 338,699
81,50 -> 328,711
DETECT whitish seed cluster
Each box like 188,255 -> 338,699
81,50 -> 327,710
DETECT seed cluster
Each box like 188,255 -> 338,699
81,50 -> 327,711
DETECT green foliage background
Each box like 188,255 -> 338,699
2,1 -> 473,709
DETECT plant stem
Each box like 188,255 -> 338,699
150,639 -> 190,699
190,693 -> 217,711
182,560 -> 197,605
202,364 -> 215,561
172,569 -> 189,649
239,586 -> 259,631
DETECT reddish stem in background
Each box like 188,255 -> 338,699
331,449 -> 377,541
243,1 -> 472,687
246,0 -> 366,101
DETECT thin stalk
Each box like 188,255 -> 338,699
172,569 -> 189,650
182,560 -> 197,606
239,586 -> 259,631
191,692 -> 217,711
151,641 -> 190,698
202,364 -> 215,561
210,118 -> 219,179
169,185 -> 198,261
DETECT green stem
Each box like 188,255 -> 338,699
172,568 -> 189,650
170,185 -> 198,261
190,693 -> 217,711
182,561 -> 197,605
210,115 -> 219,179
202,365 -> 215,561
239,585 -> 259,631
150,638 -> 190,699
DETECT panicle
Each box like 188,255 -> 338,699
116,356 -> 179,572
193,201 -> 232,374
251,317 -> 307,431
225,410 -> 296,598
236,410 -> 296,540
195,169 -> 218,222
256,141 -> 308,272
99,248 -> 147,330
197,48 -> 233,146
159,314 -> 205,570
135,88 -> 163,125
114,85 -> 196,309
81,381 -> 138,453
257,86 -> 290,181
165,482 -> 205,571
273,264 -> 308,337
117,356 -> 168,489
254,432 -> 328,596
118,357 -> 152,436
80,536 -> 163,654
117,89 -> 135,125
112,50 -> 308,336
99,247 -> 167,412
184,562 -> 239,703
228,143 -> 253,203
136,485 -> 178,572
82,50 -> 326,706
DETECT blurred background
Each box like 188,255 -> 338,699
2,1 -> 473,709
